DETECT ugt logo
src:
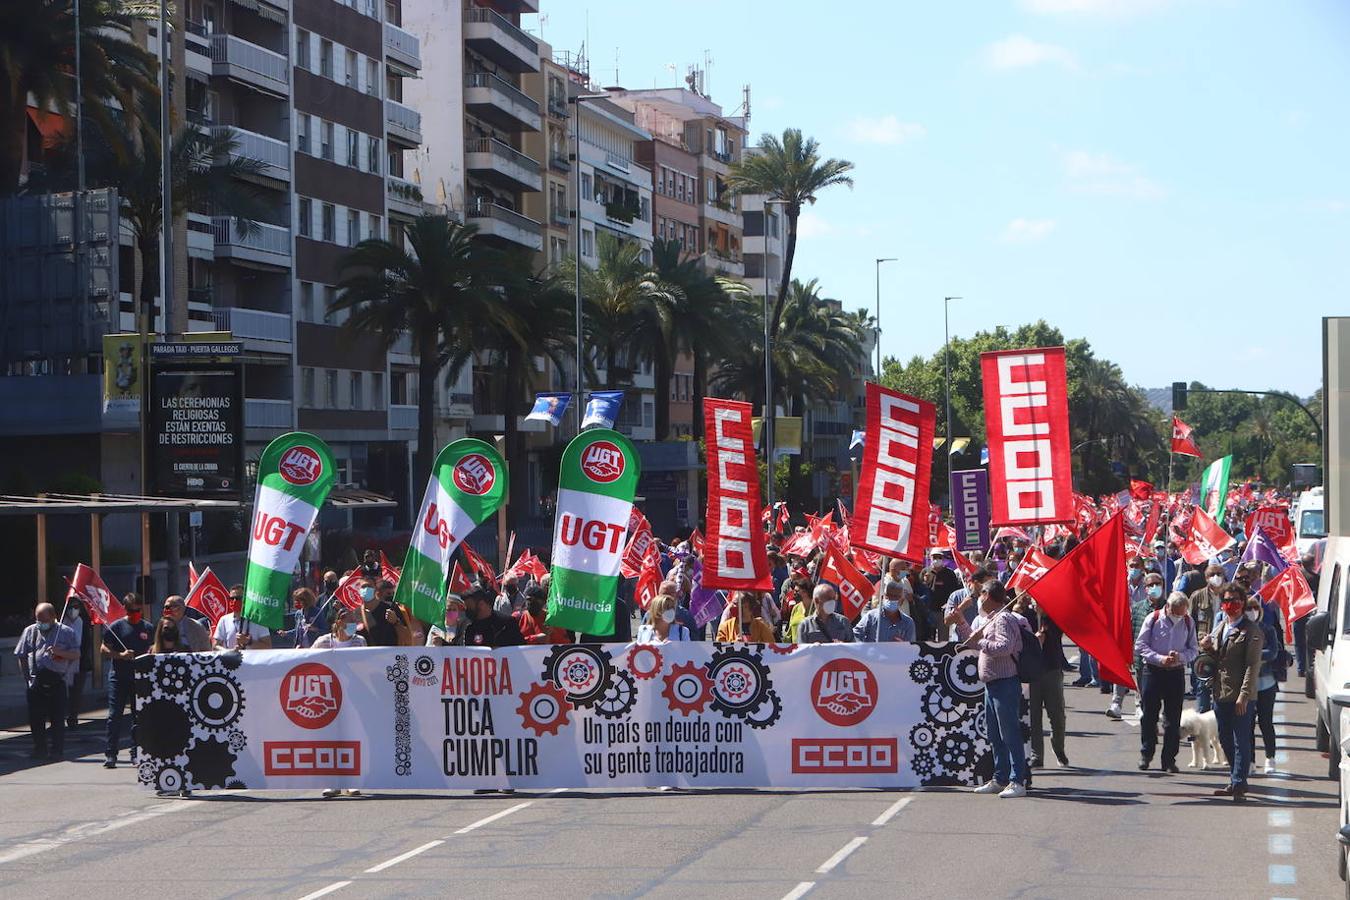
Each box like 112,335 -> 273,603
810,658 -> 877,727
278,446 -> 323,486
580,440 -> 624,483
280,662 -> 342,729
452,453 -> 496,495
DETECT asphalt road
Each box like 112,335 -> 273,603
0,676 -> 1339,900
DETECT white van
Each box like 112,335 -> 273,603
1298,487 -> 1328,555
1308,537 -> 1350,893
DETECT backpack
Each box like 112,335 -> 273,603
1012,615 -> 1044,683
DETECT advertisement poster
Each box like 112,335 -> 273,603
149,363 -> 244,497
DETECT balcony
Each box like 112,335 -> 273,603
384,22 -> 421,72
466,199 -> 542,251
547,95 -> 568,120
550,205 -> 570,228
212,218 -> 290,268
385,99 -> 422,147
245,398 -> 292,430
211,307 -> 292,350
464,72 -> 541,133
212,125 -> 289,181
549,149 -> 570,173
704,199 -> 740,228
186,212 -> 215,259
387,176 -> 424,219
389,403 -> 417,431
465,137 -> 542,193
465,7 -> 540,73
210,34 -> 288,98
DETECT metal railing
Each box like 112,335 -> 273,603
466,199 -> 543,236
547,95 -> 568,118
604,150 -> 631,172
465,72 -> 540,115
465,7 -> 538,54
389,404 -> 417,430
209,34 -> 287,87
212,307 -> 292,342
465,137 -> 541,175
212,218 -> 290,256
549,150 -> 570,172
212,125 -> 289,173
385,99 -> 422,135
384,22 -> 421,62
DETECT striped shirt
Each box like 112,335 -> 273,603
955,611 -> 1022,683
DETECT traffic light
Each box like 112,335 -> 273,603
1172,381 -> 1187,411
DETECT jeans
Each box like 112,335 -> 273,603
1250,685 -> 1278,761
1213,699 -> 1254,788
27,670 -> 68,755
1293,616 -> 1308,675
985,675 -> 1029,786
1195,679 -> 1213,714
1140,665 -> 1184,766
1028,668 -> 1066,762
104,676 -> 136,761
1076,652 -> 1098,685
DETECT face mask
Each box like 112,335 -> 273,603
1128,568 -> 1143,582
1167,612 -> 1183,625
126,608 -> 143,622
343,621 -> 360,638
1221,600 -> 1243,619
324,579 -> 338,589
446,611 -> 461,625
1147,585 -> 1163,600
1208,575 -> 1224,588
882,600 -> 900,613
359,587 -> 375,602
661,609 -> 676,624
37,621 -> 52,633
1245,609 -> 1260,623
820,600 -> 837,616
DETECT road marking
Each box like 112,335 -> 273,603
452,801 -> 533,834
0,799 -> 194,865
296,881 -> 351,900
815,836 -> 867,874
1268,811 -> 1292,827
871,797 -> 912,826
781,881 -> 815,900
1268,834 -> 1293,855
364,840 -> 444,874
1267,864 -> 1296,885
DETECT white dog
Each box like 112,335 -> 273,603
1179,708 -> 1227,769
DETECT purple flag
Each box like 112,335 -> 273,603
1242,526 -> 1289,575
685,559 -> 725,627
950,469 -> 990,552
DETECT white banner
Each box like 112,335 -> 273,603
133,643 -> 1002,792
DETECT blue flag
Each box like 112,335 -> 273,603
582,391 -> 624,429
1242,526 -> 1289,575
979,445 -> 989,466
525,392 -> 571,426
849,429 -> 864,451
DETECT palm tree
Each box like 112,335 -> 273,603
334,215 -> 511,486
1,0 -> 156,194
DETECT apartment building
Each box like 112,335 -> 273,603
521,45 -> 573,271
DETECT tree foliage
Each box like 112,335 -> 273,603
1174,384 -> 1320,486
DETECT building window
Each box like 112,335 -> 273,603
325,369 -> 338,407
324,285 -> 337,324
346,129 -> 359,167
321,203 -> 335,242
350,371 -> 364,409
299,281 -> 314,321
549,235 -> 567,263
344,49 -> 357,88
366,59 -> 379,96
368,215 -> 381,240
372,372 -> 385,410
319,40 -> 333,79
705,177 -> 714,205
296,114 -> 310,154
298,197 -> 312,238
367,137 -> 380,173
320,121 -> 334,161
658,219 -> 666,240
301,368 -> 315,406
580,172 -> 591,200
676,174 -> 686,202
639,196 -> 650,222
581,228 -> 594,257
347,209 -> 360,247
295,29 -> 310,71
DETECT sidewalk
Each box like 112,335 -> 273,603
0,637 -> 108,737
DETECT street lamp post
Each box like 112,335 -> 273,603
943,296 -> 961,453
569,93 -> 608,434
874,258 -> 896,379
763,198 -> 789,509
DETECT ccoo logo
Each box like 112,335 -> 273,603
452,453 -> 496,495
278,446 -> 323,486
280,662 -> 342,729
580,440 -> 625,483
810,658 -> 877,727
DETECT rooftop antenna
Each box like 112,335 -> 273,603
614,47 -> 619,86
704,50 -> 713,97
537,13 -> 548,40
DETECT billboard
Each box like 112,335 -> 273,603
149,363 -> 244,497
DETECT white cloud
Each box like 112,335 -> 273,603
796,212 -> 834,239
846,114 -> 927,145
1021,0 -> 1174,16
986,35 -> 1078,70
1063,150 -> 1165,198
1000,218 -> 1057,243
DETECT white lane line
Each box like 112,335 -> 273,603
1268,864 -> 1296,885
1268,811 -> 1292,827
296,881 -> 352,900
364,840 -> 445,874
781,881 -> 815,900
871,797 -> 912,827
815,836 -> 868,874
0,799 -> 194,865
1268,834 -> 1293,855
451,801 -> 533,835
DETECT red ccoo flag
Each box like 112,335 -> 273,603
1006,546 -> 1056,594
1024,514 -> 1137,690
65,563 -> 125,625
818,542 -> 875,619
1171,416 -> 1201,458
1259,566 -> 1317,643
634,546 -> 662,611
1129,479 -> 1154,501
461,542 -> 498,590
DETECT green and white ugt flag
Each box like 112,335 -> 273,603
547,428 -> 640,636
243,432 -> 336,630
394,439 -> 507,625
1200,454 -> 1232,526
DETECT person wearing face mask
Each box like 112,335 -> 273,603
102,592 -> 154,768
15,602 -> 80,760
453,581 -> 525,647
1247,594 -> 1283,776
427,596 -> 467,646
285,587 -> 328,650
1187,564 -> 1226,711
160,595 -> 211,652
716,592 -> 776,643
952,580 -> 1028,798
313,606 -> 368,649
517,584 -> 568,644
62,601 -> 93,729
853,581 -> 916,643
1198,583 -> 1263,801
212,585 -> 272,650
796,585 -> 855,644
1106,569 -> 1160,719
359,578 -> 412,647
637,593 -> 690,643
1134,592 -> 1198,773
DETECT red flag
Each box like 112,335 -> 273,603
66,563 -> 125,626
1129,479 -> 1153,501
448,561 -> 473,595
1259,566 -> 1317,643
461,543 -> 499,590
702,397 -> 772,591
1183,506 -> 1236,561
184,566 -> 231,628
1171,416 -> 1201,457
634,546 -> 662,611
981,347 -> 1074,527
379,551 -> 400,587
779,529 -> 816,559
993,525 -> 1032,544
818,542 -> 874,619
953,548 -> 977,581
836,498 -> 852,532
620,517 -> 655,578
1244,506 -> 1298,564
852,383 -> 936,563
1140,501 -> 1162,551
1025,514 -> 1136,690
689,528 -> 705,555
854,547 -> 881,575
333,569 -> 367,611
776,502 -> 790,534
187,561 -> 200,591
1006,546 -> 1056,594
505,548 -> 548,583
1072,493 -> 1098,530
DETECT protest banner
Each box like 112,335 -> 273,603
703,398 -> 772,591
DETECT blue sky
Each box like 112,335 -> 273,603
533,0 -> 1349,398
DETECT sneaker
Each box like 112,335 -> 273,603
1028,754 -> 1042,768
344,789 -> 362,797
1264,758 -> 1277,775
1138,757 -> 1150,771
102,757 -> 116,769
998,782 -> 1027,799
321,788 -> 340,799
1054,752 -> 1070,768
1106,704 -> 1122,720
972,779 -> 1007,795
